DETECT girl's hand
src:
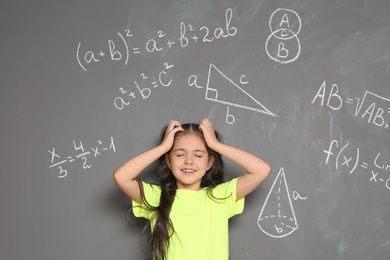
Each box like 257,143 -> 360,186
199,118 -> 220,150
161,120 -> 183,151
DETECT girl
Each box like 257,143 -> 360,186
113,118 -> 271,260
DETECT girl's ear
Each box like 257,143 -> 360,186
207,155 -> 215,170
165,153 -> 172,169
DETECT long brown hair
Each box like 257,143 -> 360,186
136,123 -> 225,260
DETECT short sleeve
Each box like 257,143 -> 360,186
132,181 -> 161,220
212,178 -> 245,218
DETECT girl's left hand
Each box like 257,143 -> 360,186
199,118 -> 220,150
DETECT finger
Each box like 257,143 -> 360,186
200,118 -> 212,131
168,120 -> 178,126
199,121 -> 205,132
168,120 -> 181,130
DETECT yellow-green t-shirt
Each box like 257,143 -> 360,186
132,178 -> 245,260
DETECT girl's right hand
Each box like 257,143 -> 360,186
161,120 -> 183,151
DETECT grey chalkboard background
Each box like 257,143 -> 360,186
1,0 -> 390,259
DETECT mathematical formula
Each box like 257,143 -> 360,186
76,7 -> 302,73
323,139 -> 390,190
48,137 -> 116,178
75,7 -> 302,124
76,8 -> 237,72
114,62 -> 174,110
312,81 -> 390,131
114,61 -> 279,124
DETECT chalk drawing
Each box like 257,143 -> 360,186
75,7 -> 283,123
114,63 -> 174,110
323,139 -> 390,190
257,167 -> 298,238
48,137 -> 116,178
265,8 -> 301,64
76,8 -> 237,72
204,63 -> 277,117
312,80 -> 390,131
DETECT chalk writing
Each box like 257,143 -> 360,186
178,8 -> 237,48
77,31 -> 131,72
75,7 -> 287,123
188,63 -> 278,124
48,137 -> 116,178
312,80 -> 390,131
257,167 -> 299,238
76,8 -> 237,72
323,139 -> 390,190
266,8 -> 301,64
114,63 -> 174,110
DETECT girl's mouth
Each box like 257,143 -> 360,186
182,169 -> 195,174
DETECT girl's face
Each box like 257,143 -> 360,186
166,133 -> 214,190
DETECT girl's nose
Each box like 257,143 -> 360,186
184,157 -> 193,165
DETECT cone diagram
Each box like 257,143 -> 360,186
257,167 -> 298,238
